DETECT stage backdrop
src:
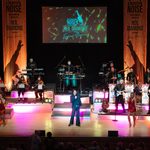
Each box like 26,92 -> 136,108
124,0 -> 147,83
2,0 -> 27,90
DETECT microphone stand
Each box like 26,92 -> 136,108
56,56 -> 66,68
112,109 -> 118,121
78,56 -> 85,70
112,93 -> 118,121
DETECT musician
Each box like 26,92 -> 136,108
0,93 -> 6,126
17,75 -> 27,101
126,67 -> 137,85
0,76 -> 6,97
65,60 -> 77,91
147,85 -> 150,114
27,58 -> 37,70
107,66 -> 117,84
12,70 -> 22,90
101,99 -> 109,113
144,68 -> 150,84
114,79 -> 126,113
27,58 -> 37,86
134,82 -> 142,104
68,89 -> 82,127
127,92 -> 136,127
34,76 -> 45,102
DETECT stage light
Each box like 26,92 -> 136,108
44,98 -> 53,103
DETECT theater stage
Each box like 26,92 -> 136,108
0,102 -> 150,137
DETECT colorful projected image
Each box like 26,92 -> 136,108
42,7 -> 107,43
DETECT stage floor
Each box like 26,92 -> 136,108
0,103 -> 150,137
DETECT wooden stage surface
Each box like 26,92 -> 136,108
0,102 -> 150,137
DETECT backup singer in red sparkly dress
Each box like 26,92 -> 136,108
127,92 -> 136,127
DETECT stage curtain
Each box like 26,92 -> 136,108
124,0 -> 147,83
2,0 -> 27,90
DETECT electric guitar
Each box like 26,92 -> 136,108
116,90 -> 126,97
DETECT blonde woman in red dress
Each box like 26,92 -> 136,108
127,92 -> 136,127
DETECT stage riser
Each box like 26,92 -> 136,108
11,90 -> 54,99
93,103 -> 149,115
93,84 -> 149,104
54,95 -> 89,104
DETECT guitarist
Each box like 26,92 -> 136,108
114,79 -> 126,113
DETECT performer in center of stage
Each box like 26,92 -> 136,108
114,79 -> 126,113
68,89 -> 82,127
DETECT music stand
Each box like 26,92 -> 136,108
112,109 -> 118,121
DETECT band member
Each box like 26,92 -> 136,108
12,70 -> 22,90
34,76 -> 45,102
107,66 -> 117,84
134,82 -> 142,104
65,60 -> 77,91
147,85 -> 150,114
101,99 -> 109,113
127,92 -> 137,127
126,67 -> 137,85
144,68 -> 150,84
27,58 -> 37,87
0,93 -> 6,126
0,76 -> 6,97
68,89 -> 82,127
27,58 -> 37,70
17,75 -> 27,101
114,79 -> 126,113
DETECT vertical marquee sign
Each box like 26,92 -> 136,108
124,0 -> 147,83
2,0 -> 27,90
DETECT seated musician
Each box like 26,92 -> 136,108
17,75 -> 28,101
0,93 -> 6,126
34,76 -> 45,102
65,60 -> 74,74
12,70 -> 22,90
114,79 -> 126,113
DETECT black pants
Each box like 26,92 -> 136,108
35,90 -> 44,100
69,107 -> 80,125
18,88 -> 25,99
115,95 -> 125,112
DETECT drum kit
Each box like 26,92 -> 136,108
57,64 -> 85,92
57,64 -> 84,78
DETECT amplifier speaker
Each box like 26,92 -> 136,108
108,130 -> 118,137
35,130 -> 45,137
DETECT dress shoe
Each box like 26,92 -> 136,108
76,124 -> 80,127
68,124 -> 73,126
